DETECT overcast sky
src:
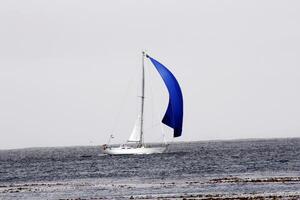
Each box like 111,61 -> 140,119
1,0 -> 300,149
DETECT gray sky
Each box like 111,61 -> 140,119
1,0 -> 300,149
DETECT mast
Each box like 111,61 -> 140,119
140,51 -> 145,146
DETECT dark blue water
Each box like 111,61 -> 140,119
0,138 -> 300,199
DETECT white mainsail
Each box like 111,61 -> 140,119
127,115 -> 141,143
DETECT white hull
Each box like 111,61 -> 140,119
102,146 -> 167,155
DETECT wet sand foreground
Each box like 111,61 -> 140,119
1,176 -> 300,199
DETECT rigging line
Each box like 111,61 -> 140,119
148,57 -> 166,143
146,57 -> 155,138
143,122 -> 163,132
145,55 -> 155,132
111,74 -> 135,135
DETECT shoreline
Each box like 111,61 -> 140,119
1,176 -> 300,199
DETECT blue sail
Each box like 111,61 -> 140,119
147,55 -> 183,137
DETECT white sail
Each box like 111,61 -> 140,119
127,116 -> 141,142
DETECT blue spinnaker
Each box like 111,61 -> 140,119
147,55 -> 183,137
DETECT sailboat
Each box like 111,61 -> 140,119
102,52 -> 183,155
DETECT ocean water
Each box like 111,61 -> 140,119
0,138 -> 300,199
